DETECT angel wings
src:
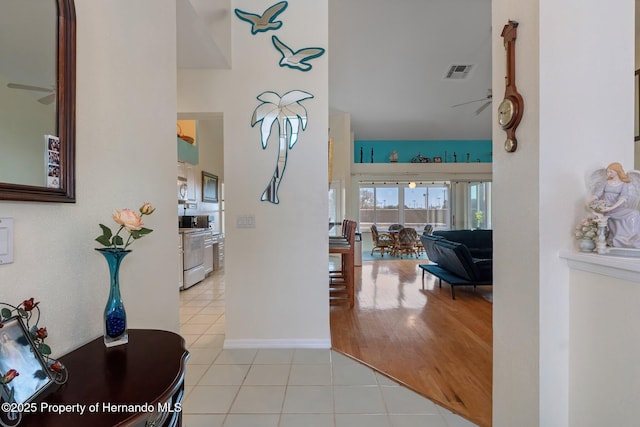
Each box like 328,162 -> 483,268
588,165 -> 640,210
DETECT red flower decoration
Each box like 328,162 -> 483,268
35,327 -> 48,340
2,369 -> 19,384
22,298 -> 39,311
49,361 -> 63,373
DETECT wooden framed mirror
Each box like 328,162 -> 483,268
635,69 -> 639,142
0,0 -> 76,202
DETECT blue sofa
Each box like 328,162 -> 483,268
432,229 -> 492,259
419,230 -> 492,299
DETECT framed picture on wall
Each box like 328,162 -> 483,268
202,171 -> 218,203
635,69 -> 639,142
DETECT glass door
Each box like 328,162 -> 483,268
451,181 -> 492,229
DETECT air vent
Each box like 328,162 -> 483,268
444,64 -> 473,80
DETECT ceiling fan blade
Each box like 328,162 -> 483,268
474,101 -> 491,115
451,98 -> 486,108
7,83 -> 53,93
38,93 -> 56,105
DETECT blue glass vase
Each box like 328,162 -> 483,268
96,248 -> 131,347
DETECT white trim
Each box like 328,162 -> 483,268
559,250 -> 640,283
223,339 -> 331,349
351,162 -> 491,182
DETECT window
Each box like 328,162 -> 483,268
359,182 -> 450,231
359,186 -> 399,230
359,181 -> 491,231
404,184 -> 450,230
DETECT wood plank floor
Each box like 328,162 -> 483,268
330,259 -> 492,427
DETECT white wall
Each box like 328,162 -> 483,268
492,0 -> 635,426
0,0 -> 180,356
178,0 -> 330,347
491,4 -> 541,425
570,270 -> 640,426
329,112 -> 351,220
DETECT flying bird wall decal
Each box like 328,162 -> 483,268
234,1 -> 288,35
271,36 -> 325,72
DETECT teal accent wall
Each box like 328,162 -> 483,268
177,119 -> 199,164
354,140 -> 492,163
177,138 -> 199,164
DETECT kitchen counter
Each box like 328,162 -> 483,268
179,227 -> 208,234
178,228 -> 222,234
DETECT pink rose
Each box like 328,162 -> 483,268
112,209 -> 143,231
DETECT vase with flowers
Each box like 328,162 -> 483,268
574,215 -> 598,252
95,202 -> 155,347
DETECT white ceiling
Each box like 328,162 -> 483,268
178,0 -> 493,141
329,0 -> 492,141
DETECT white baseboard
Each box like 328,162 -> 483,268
223,338 -> 331,349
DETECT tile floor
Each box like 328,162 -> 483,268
179,270 -> 478,427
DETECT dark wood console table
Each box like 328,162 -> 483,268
20,329 -> 189,427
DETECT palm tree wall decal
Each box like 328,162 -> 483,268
251,90 -> 314,204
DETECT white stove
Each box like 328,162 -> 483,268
179,226 -> 210,289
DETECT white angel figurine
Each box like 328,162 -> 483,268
587,162 -> 640,248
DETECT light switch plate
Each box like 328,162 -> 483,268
0,218 -> 14,264
236,215 -> 255,229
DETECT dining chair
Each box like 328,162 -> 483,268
388,223 -> 404,232
329,219 -> 356,307
415,224 -> 434,255
394,227 -> 419,259
423,224 -> 434,235
370,224 -> 393,256
388,224 -> 404,255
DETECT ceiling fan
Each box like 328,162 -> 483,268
7,83 -> 56,105
451,89 -> 492,115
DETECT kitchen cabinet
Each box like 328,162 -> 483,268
177,161 -> 197,203
203,232 -> 224,274
217,235 -> 224,269
178,233 -> 184,289
204,231 -> 214,275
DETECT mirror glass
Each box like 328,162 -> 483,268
0,0 -> 75,202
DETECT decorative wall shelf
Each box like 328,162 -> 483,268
560,250 -> 640,283
351,162 -> 492,180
